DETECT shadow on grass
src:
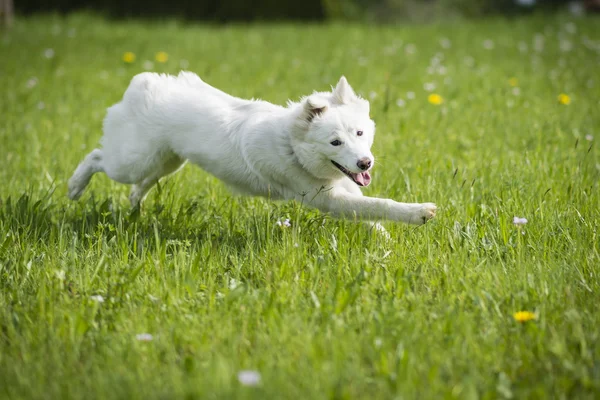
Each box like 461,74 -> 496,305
0,192 -> 273,257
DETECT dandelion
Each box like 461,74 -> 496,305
90,295 -> 105,303
508,77 -> 518,87
428,93 -> 443,105
374,337 -> 383,348
513,216 -> 528,226
585,134 -> 593,141
396,98 -> 406,107
406,91 -> 415,100
122,52 -> 136,63
513,311 -> 536,322
512,87 -> 521,96
37,102 -> 45,110
155,52 -> 168,63
136,333 -> 154,341
404,44 -> 416,55
369,91 -> 377,100
483,39 -> 495,50
43,48 -> 55,59
557,93 -> 571,105
237,370 -> 261,386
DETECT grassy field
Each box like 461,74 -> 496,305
1,13 -> 599,399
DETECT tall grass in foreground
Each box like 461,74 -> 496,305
0,13 -> 599,399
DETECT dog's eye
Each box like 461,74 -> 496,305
330,140 -> 342,146
357,130 -> 363,136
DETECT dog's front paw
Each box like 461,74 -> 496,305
418,203 -> 437,224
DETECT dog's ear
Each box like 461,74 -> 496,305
332,76 -> 356,105
303,95 -> 328,122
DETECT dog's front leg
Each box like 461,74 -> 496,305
306,187 -> 436,225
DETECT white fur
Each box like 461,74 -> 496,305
68,72 -> 436,226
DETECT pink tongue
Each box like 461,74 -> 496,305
352,171 -> 371,186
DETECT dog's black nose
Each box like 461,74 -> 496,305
357,157 -> 372,171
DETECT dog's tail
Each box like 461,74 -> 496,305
67,149 -> 104,200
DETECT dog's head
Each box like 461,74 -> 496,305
292,76 -> 375,186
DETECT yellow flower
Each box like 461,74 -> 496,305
122,52 -> 136,63
513,311 -> 536,323
557,93 -> 571,105
428,93 -> 443,105
508,77 -> 518,87
155,52 -> 169,63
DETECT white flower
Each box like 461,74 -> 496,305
424,82 -> 436,92
180,59 -> 189,69
37,102 -> 45,110
396,98 -> 406,107
568,1 -> 584,16
564,22 -> 576,34
55,270 -> 66,281
136,333 -> 154,341
406,91 -> 415,100
463,56 -> 475,67
512,87 -> 521,96
513,217 -> 528,226
483,39 -> 495,50
533,34 -> 545,52
237,370 -> 261,386
439,38 -> 451,49
229,278 -> 239,290
26,77 -> 38,89
67,28 -> 77,38
90,295 -> 105,303
276,218 -> 291,227
560,40 -> 573,52
404,44 -> 416,54
44,48 -> 55,59
518,41 -> 529,53
515,0 -> 536,6
143,60 -> 154,70
374,337 -> 383,348
585,134 -> 593,141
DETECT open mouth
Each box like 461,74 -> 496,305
331,160 -> 371,187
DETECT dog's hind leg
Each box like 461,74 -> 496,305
129,177 -> 158,208
68,149 -> 104,200
128,154 -> 185,208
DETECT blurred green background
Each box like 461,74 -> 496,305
12,0 -> 600,22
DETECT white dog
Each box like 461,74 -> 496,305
68,72 -> 436,226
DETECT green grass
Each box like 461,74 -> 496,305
1,13 -> 600,399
